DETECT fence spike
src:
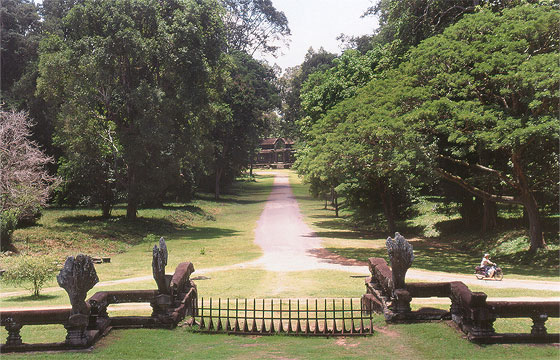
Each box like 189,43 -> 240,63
359,298 -> 364,334
278,299 -> 284,333
260,299 -> 267,333
332,299 -> 338,334
217,298 -> 223,331
251,299 -> 258,333
234,299 -> 240,332
269,299 -> 275,333
208,298 -> 214,330
199,297 -> 205,329
341,299 -> 346,334
287,300 -> 293,333
226,298 -> 231,332
323,298 -> 328,335
304,299 -> 310,334
242,299 -> 249,333
295,300 -> 302,334
350,298 -> 355,334
313,299 -> 319,334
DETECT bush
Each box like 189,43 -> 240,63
1,255 -> 59,296
0,209 -> 20,250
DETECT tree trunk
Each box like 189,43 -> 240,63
334,190 -> 339,218
381,185 -> 396,235
522,192 -> 545,252
214,166 -> 223,200
126,165 -> 138,220
460,194 -> 482,229
102,202 -> 112,218
511,152 -> 546,252
481,199 -> 497,233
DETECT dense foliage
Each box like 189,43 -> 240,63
2,0 -> 557,257
295,3 -> 559,253
1,0 -> 288,223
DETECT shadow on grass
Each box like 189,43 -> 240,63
3,294 -> 59,303
51,214 -> 240,245
326,239 -> 475,275
312,231 -> 375,240
326,242 -> 559,277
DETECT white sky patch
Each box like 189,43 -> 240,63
259,0 -> 379,72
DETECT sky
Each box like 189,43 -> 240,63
259,0 -> 379,72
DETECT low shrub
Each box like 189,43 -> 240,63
0,209 -> 20,250
1,255 -> 59,296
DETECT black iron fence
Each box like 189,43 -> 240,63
194,298 -> 373,336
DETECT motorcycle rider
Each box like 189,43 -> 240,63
480,253 -> 496,277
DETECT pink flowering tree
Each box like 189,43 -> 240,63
0,110 -> 59,250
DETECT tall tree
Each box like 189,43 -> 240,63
403,5 -> 559,251
37,0 -> 225,219
0,0 -> 41,104
210,51 -> 280,199
279,47 -> 336,139
221,0 -> 290,56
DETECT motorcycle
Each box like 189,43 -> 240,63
474,264 -> 503,281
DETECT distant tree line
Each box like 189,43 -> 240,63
1,0 -> 288,249
284,1 -> 558,253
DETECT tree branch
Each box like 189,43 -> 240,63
435,167 -> 523,205
437,155 -> 520,190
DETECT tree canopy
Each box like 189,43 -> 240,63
295,4 -> 559,252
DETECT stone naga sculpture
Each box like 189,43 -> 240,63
57,254 -> 99,345
386,232 -> 414,292
152,237 -> 169,294
57,254 -> 99,315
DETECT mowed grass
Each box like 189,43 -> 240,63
0,174 -> 275,295
1,170 -> 559,359
2,323 -> 559,360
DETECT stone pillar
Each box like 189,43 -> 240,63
392,289 -> 412,313
4,318 -> 22,346
64,314 -> 89,346
466,292 -> 496,338
531,314 -> 548,335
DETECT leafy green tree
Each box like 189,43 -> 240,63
404,5 -> 559,251
221,0 -> 290,56
37,0 -> 225,218
279,47 -> 337,139
297,73 -> 430,230
363,0 -> 555,69
299,48 -> 384,136
1,255 -> 58,296
210,51 -> 280,199
0,0 -> 41,104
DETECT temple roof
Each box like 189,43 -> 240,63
260,137 -> 295,146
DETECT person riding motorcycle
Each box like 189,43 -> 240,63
480,253 -> 496,278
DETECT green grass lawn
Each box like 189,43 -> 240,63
1,174 -> 274,294
2,323 -> 558,360
1,170 -> 559,358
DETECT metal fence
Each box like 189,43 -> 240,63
194,298 -> 373,336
